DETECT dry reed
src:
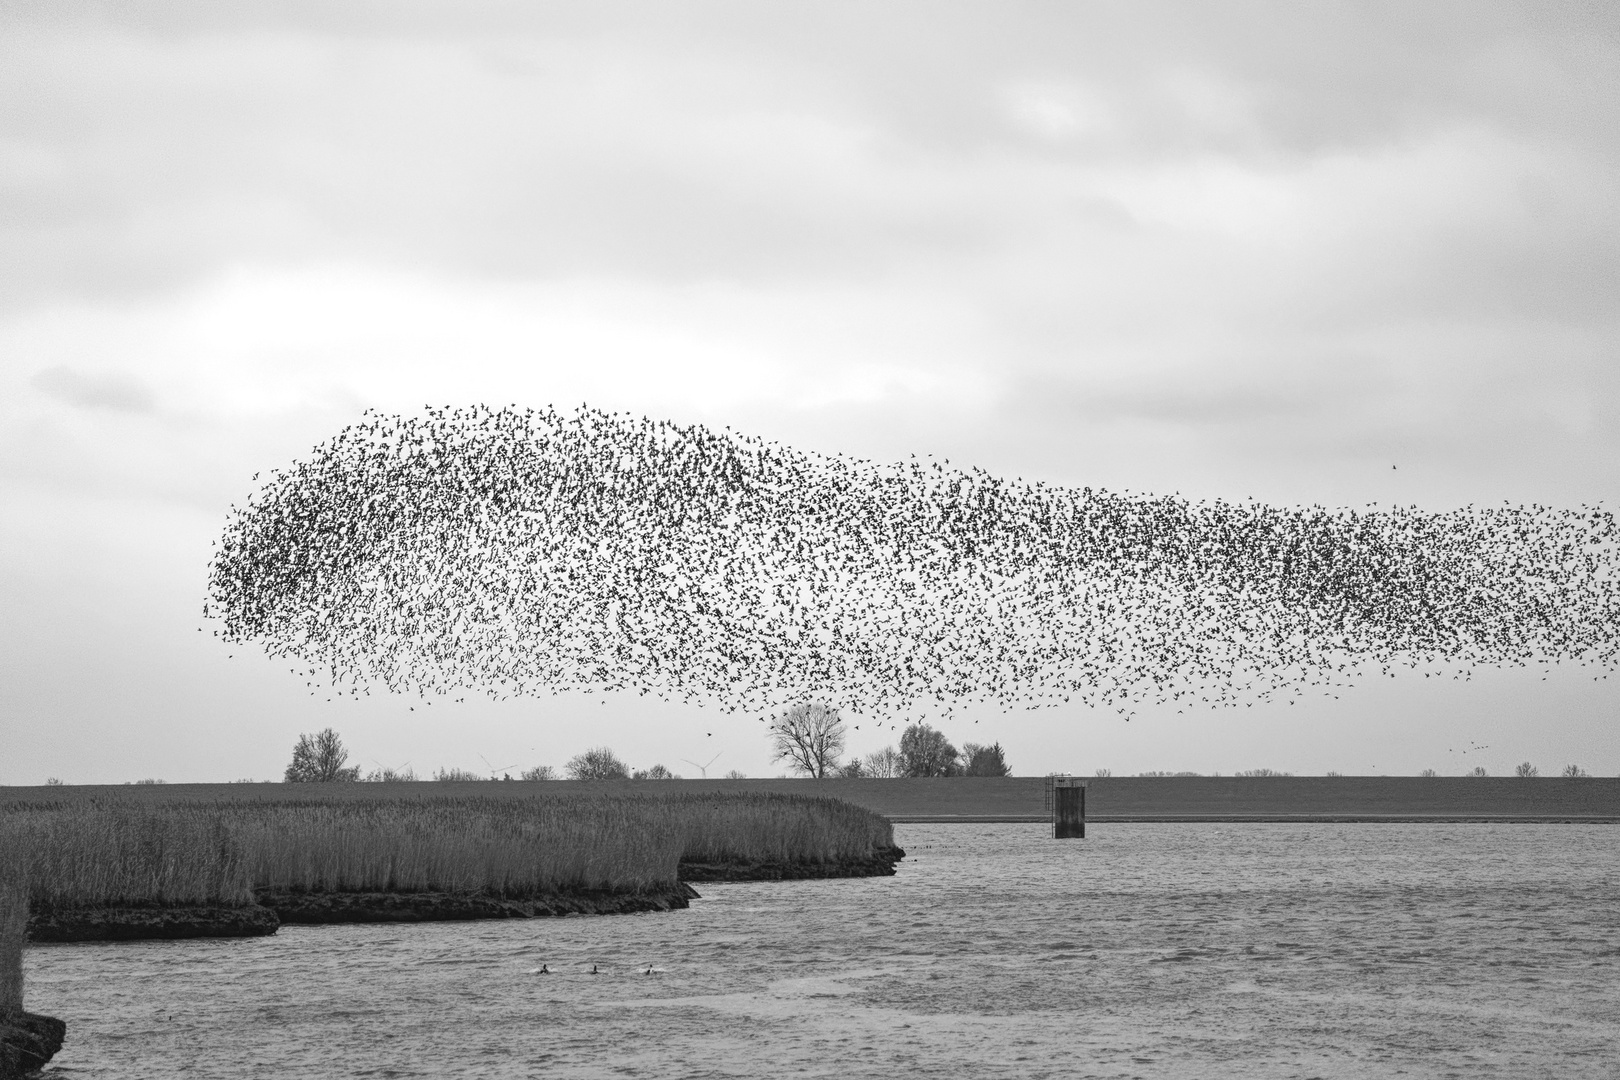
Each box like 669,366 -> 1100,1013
0,867 -> 25,1014
674,793 -> 895,864
238,797 -> 681,896
0,806 -> 252,910
0,792 -> 895,905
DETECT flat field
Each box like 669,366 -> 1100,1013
6,776 -> 1616,821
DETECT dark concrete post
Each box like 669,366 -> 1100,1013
1053,778 -> 1086,838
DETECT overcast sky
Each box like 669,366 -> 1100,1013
4,1 -> 1619,784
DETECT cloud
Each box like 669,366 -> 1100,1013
30,365 -> 156,413
2,1 -> 1615,315
3,1 -> 1620,784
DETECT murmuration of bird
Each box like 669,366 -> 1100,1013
204,404 -> 1620,720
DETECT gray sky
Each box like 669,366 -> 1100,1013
4,1 -> 1619,783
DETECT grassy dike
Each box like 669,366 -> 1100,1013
20,775 -> 1618,821
0,792 -> 902,942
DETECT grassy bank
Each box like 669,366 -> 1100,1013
0,792 -> 896,910
13,776 -> 1617,821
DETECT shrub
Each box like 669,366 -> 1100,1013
632,765 -> 679,780
520,765 -> 556,781
723,769 -> 748,780
1138,771 -> 1201,777
836,759 -> 866,778
364,766 -> 418,782
1467,766 -> 1489,777
899,724 -> 959,777
285,729 -> 361,783
566,747 -> 630,781
1094,768 -> 1112,778
1420,769 -> 1438,777
962,742 -> 1011,777
1515,761 -> 1539,778
1237,768 -> 1292,777
432,767 -> 488,782
1562,764 -> 1588,778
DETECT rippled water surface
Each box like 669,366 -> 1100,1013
26,823 -> 1620,1078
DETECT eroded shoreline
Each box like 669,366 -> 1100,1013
25,845 -> 907,941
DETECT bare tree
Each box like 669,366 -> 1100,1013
863,747 -> 901,777
566,746 -> 630,780
284,728 -> 360,782
1562,764 -> 1589,778
633,764 -> 679,779
1515,761 -> 1539,778
770,702 -> 846,778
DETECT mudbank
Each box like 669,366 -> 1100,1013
27,904 -> 280,944
0,1011 -> 65,1079
679,844 -> 906,882
258,885 -> 700,924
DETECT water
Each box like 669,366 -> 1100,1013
25,823 -> 1620,1079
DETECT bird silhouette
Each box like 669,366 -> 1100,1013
205,404 -> 1620,722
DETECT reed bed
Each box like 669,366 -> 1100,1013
673,793 -> 896,865
238,798 -> 682,896
0,806 -> 252,909
0,792 -> 895,905
0,870 -> 24,1014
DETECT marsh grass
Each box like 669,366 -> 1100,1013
674,793 -> 895,865
0,871 -> 23,1014
0,806 -> 252,910
238,797 -> 681,896
0,793 -> 895,907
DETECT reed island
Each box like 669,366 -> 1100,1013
1,787 -> 903,940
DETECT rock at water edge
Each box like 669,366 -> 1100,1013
0,1011 -> 66,1079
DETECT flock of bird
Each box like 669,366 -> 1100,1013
206,404 -> 1620,721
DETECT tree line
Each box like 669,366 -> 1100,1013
281,730 -> 742,783
768,703 -> 1010,778
281,712 -> 1012,785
